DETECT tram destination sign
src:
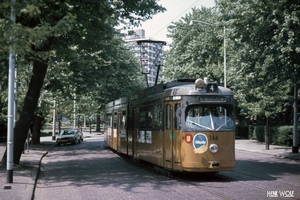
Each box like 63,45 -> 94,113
198,96 -> 226,102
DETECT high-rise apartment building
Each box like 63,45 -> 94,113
125,29 -> 165,87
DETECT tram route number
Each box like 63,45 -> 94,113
208,135 -> 218,141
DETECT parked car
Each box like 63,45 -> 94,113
75,128 -> 84,142
56,129 -> 82,146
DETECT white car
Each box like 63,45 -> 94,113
56,129 -> 82,146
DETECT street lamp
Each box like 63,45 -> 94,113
52,98 -> 56,141
190,20 -> 227,88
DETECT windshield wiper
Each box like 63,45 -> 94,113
186,119 -> 213,131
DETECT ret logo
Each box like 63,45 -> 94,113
193,133 -> 208,154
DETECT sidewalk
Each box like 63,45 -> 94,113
0,136 -> 55,200
235,139 -> 300,161
0,136 -> 299,200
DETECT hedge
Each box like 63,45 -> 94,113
247,125 -> 300,146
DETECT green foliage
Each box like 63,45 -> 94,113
164,7 -> 223,83
251,125 -> 265,142
273,126 -> 293,146
164,0 -> 300,126
249,125 -> 300,146
218,0 -> 300,120
0,0 -> 165,139
0,59 -> 8,122
235,123 -> 249,139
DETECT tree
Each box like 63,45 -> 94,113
1,0 -> 165,164
217,0 -> 300,121
0,58 -> 8,139
164,7 -> 224,83
163,0 -> 300,128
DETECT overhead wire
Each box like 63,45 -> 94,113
150,0 -> 200,39
140,0 -> 202,87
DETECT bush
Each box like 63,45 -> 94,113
252,125 -> 265,142
250,125 -> 300,146
235,124 -> 249,138
272,126 -> 293,146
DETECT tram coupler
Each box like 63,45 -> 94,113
208,161 -> 220,168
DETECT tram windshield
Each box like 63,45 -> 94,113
185,105 -> 234,131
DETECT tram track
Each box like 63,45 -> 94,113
116,151 -> 300,199
130,159 -> 235,199
154,165 -> 299,200
117,153 -> 236,199
169,171 -> 274,200
172,174 -> 235,200
216,172 -> 273,191
218,170 -> 300,191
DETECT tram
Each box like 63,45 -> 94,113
104,78 -> 235,173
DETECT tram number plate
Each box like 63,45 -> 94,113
208,135 -> 218,141
206,83 -> 218,93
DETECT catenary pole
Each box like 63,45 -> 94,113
73,96 -> 76,128
52,98 -> 56,140
7,0 -> 16,183
293,84 -> 298,153
223,26 -> 226,88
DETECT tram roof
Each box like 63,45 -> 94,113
105,79 -> 233,108
131,79 -> 232,100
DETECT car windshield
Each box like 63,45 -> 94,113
185,105 -> 234,131
60,130 -> 75,135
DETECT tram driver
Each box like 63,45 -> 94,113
186,106 -> 234,130
201,107 -> 218,129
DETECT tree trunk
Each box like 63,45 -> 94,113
96,114 -> 100,131
14,59 -> 48,163
58,116 -> 61,134
90,118 -> 92,134
31,115 -> 44,144
1,58 -> 48,165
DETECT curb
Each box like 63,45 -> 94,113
282,154 -> 300,161
31,151 -> 48,200
236,147 -> 300,162
31,144 -> 56,200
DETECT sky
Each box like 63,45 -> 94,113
137,0 -> 216,45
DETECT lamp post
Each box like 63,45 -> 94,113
52,98 -> 56,141
7,0 -> 16,184
190,20 -> 226,88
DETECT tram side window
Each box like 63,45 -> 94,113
139,108 -> 146,128
118,114 -> 122,128
159,110 -> 163,128
128,108 -> 133,130
113,112 -> 117,128
139,105 -> 154,129
122,110 -> 126,129
153,103 -> 162,129
175,103 -> 181,130
146,106 -> 153,128
106,114 -> 112,128
166,104 -> 171,130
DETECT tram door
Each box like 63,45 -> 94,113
116,112 -> 122,152
132,108 -> 139,158
163,100 -> 181,170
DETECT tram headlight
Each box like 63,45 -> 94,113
195,78 -> 205,89
209,144 -> 218,153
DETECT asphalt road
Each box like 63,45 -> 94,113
33,133 -> 300,200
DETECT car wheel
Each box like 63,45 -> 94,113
56,143 -> 61,146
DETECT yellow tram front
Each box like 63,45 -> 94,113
163,80 -> 235,172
